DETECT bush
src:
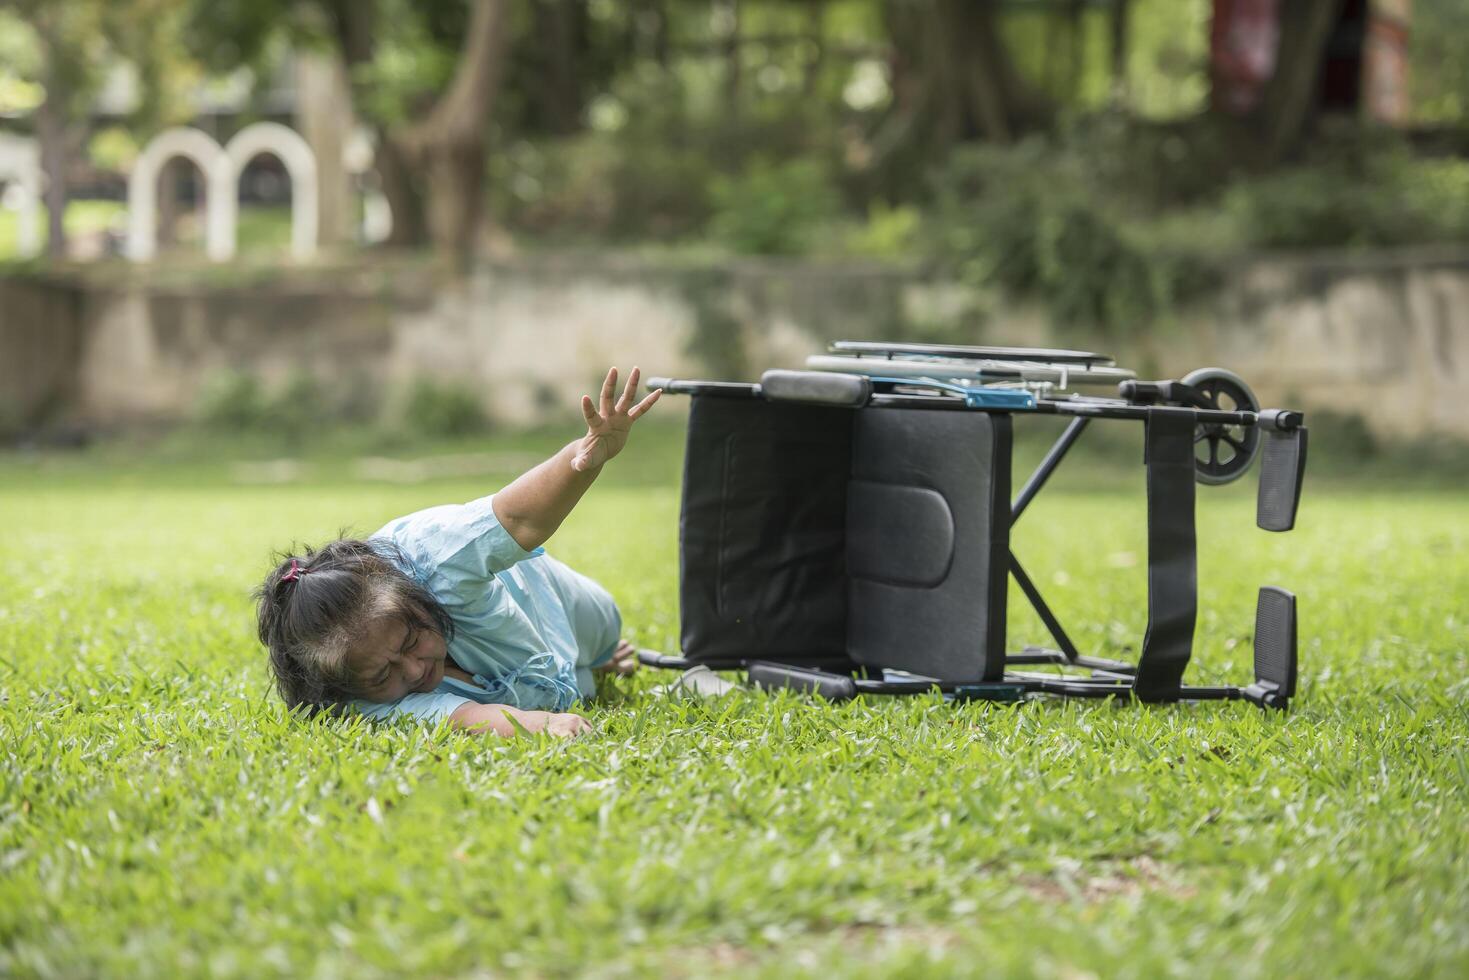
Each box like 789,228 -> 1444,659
492,61 -> 849,249
493,133 -> 715,242
193,370 -> 356,441
195,371 -> 269,432
840,201 -> 922,259
256,371 -> 329,438
924,139 -> 1217,337
401,379 -> 489,438
1223,145 -> 1469,250
708,158 -> 843,255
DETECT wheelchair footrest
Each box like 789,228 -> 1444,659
1257,425 -> 1307,531
1242,586 -> 1297,710
748,662 -> 858,701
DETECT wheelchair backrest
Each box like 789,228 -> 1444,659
677,393 -> 1012,682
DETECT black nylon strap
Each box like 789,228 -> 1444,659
1135,411 -> 1198,700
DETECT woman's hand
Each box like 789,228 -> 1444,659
572,367 -> 663,473
490,366 -> 662,551
544,712 -> 594,738
593,639 -> 640,678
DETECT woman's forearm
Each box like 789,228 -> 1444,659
449,703 -> 592,739
450,702 -> 545,736
491,441 -> 601,551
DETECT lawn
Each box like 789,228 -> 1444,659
1,423 -> 1466,977
0,201 -> 294,259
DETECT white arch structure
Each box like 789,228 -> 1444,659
127,127 -> 234,261
223,122 -> 318,260
126,123 -> 318,262
0,133 -> 42,258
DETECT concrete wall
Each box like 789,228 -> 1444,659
1168,250 -> 1469,440
2,248 -> 1467,439
0,275 -> 86,430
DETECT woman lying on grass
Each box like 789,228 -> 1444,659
255,367 -> 662,739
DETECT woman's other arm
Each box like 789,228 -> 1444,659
449,702 -> 593,738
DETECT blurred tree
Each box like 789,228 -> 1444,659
0,1 -> 104,258
384,0 -> 512,260
0,0 -> 197,258
188,0 -> 526,261
865,0 -> 1052,197
1203,0 -> 1420,164
1237,0 -> 1347,161
1411,0 -> 1469,124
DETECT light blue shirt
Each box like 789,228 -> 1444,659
350,493 -> 621,725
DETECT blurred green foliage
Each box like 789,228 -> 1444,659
193,370 -> 263,430
3,0 -> 1469,334
195,371 -> 491,442
401,378 -> 491,439
709,158 -> 842,255
1223,143 -> 1469,249
194,370 -> 321,439
923,130 -> 1221,336
839,201 -> 922,259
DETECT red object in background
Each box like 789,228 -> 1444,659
1364,0 -> 1411,124
1211,0 -> 1281,114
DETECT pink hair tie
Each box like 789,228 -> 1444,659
281,559 -> 308,582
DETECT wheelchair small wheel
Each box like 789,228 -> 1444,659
1182,367 -> 1260,486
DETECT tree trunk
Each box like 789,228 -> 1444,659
35,35 -> 69,260
1109,0 -> 1131,103
720,0 -> 741,119
397,0 -> 512,263
962,0 -> 1017,142
421,141 -> 485,261
868,0 -> 1052,196
375,136 -> 428,248
802,0 -> 826,96
1254,0 -> 1345,160
295,50 -> 356,247
323,0 -> 433,249
533,0 -> 584,135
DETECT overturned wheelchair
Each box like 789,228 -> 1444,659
639,342 -> 1307,711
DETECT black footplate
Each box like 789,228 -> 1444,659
1257,413 -> 1307,532
1243,586 -> 1298,710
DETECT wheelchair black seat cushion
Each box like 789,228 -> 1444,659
679,396 -> 854,666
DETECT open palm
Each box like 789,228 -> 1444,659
572,366 -> 662,472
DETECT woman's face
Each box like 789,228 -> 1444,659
346,614 -> 448,703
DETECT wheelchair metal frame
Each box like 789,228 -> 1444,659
638,343 -> 1306,712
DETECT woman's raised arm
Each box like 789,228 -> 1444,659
490,366 -> 661,551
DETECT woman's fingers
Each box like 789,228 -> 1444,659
580,394 -> 600,427
616,366 -> 641,412
627,387 -> 662,421
599,367 -> 618,416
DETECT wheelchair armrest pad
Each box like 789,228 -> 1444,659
748,662 -> 858,701
759,370 -> 872,408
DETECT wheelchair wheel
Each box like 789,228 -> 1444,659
1183,367 -> 1260,485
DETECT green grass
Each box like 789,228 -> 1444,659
2,425 -> 1467,977
0,200 -> 126,258
0,201 -> 293,259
